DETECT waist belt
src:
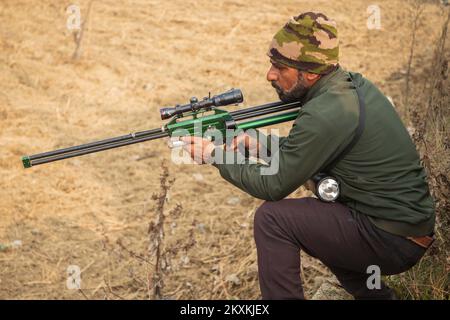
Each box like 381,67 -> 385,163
406,235 -> 435,249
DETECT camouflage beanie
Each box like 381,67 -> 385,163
267,12 -> 339,75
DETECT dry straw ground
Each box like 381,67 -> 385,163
0,0 -> 448,299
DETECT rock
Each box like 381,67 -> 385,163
170,222 -> 177,235
225,274 -> 241,286
143,83 -> 154,91
311,277 -> 353,300
0,240 -> 23,252
407,126 -> 415,137
386,96 -> 395,108
192,173 -> 204,181
196,223 -> 206,233
211,264 -> 220,273
11,240 -> 22,248
181,256 -> 190,265
226,197 -> 240,206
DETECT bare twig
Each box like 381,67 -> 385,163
104,162 -> 195,300
146,163 -> 196,299
147,163 -> 173,299
116,238 -> 153,264
424,8 -> 450,130
72,0 -> 95,60
105,282 -> 126,300
404,0 -> 425,116
78,288 -> 89,300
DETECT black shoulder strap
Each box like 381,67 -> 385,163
324,74 -> 366,172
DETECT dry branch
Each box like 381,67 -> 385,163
72,0 -> 95,60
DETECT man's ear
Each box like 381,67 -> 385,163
304,72 -> 321,81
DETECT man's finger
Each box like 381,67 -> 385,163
228,135 -> 242,151
232,134 -> 247,151
182,142 -> 195,155
180,136 -> 194,144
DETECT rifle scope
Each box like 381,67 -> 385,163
159,88 -> 243,120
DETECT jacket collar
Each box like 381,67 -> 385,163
302,65 -> 347,103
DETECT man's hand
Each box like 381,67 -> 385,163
180,132 -> 262,164
181,136 -> 217,164
226,132 -> 262,158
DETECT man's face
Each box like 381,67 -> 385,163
266,60 -> 310,102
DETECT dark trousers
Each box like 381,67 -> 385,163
253,198 -> 427,299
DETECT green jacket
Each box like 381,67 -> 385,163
213,66 -> 435,237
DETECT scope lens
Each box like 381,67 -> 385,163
160,108 -> 175,120
213,89 -> 243,106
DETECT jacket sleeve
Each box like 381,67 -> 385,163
212,97 -> 358,201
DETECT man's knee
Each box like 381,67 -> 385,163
254,201 -> 279,229
254,200 -> 291,248
254,198 -> 315,228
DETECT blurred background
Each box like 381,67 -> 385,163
0,0 -> 448,299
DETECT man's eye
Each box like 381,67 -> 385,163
272,64 -> 283,70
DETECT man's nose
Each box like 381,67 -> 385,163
266,66 -> 278,82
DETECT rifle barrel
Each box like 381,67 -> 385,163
236,109 -> 301,131
23,130 -> 168,168
232,101 -> 301,121
229,101 -> 300,117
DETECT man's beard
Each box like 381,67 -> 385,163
271,78 -> 309,103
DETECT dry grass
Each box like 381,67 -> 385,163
387,6 -> 450,300
0,0 -> 447,299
